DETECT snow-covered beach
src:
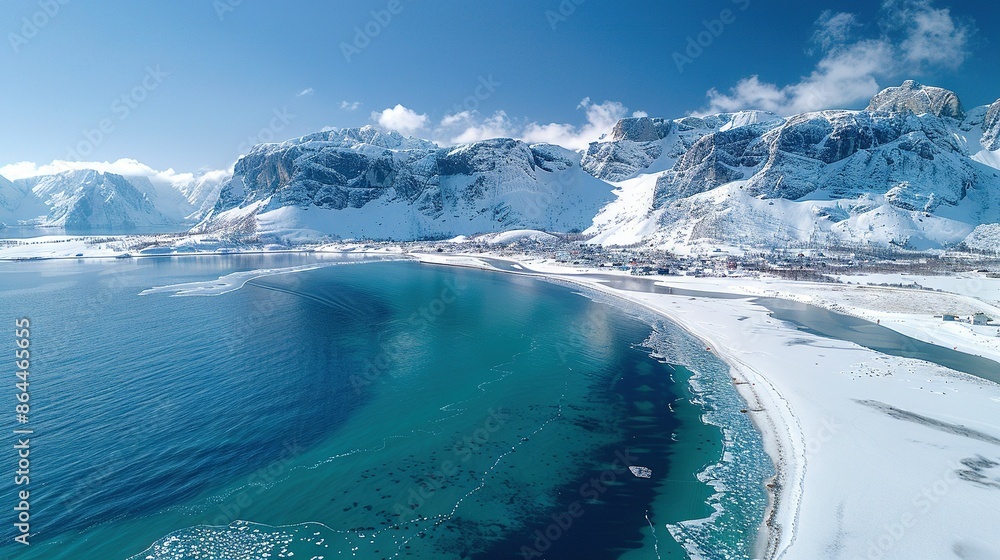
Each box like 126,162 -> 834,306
417,253 -> 1000,560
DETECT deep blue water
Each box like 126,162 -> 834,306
0,256 -> 770,559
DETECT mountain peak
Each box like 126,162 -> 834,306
293,125 -> 437,152
610,117 -> 673,142
866,80 -> 965,119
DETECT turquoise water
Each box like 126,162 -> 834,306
0,256 -> 770,559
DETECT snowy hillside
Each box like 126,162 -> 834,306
123,173 -> 227,223
963,223 -> 1000,252
586,81 -> 1000,252
0,169 -> 226,230
0,174 -> 30,223
3,171 -> 169,229
197,126 -> 613,241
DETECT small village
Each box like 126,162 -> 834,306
941,312 -> 994,326
406,232 -> 1000,283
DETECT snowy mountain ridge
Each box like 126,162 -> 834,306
0,169 -> 226,230
982,99 -> 1000,151
586,81 -> 1000,253
5,81 -> 1000,252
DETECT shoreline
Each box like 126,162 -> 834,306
547,274 -> 793,559
414,252 -> 796,558
414,252 -> 1000,559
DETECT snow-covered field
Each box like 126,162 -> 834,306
0,235 -> 138,259
737,279 -> 1000,366
0,233 -> 332,260
416,254 -> 1000,560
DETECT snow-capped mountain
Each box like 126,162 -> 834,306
0,174 -> 20,217
581,111 -> 779,182
8,80 -> 998,252
197,125 -> 613,241
13,171 -> 175,229
0,170 -> 226,230
122,173 -> 228,223
587,81 -> 1000,252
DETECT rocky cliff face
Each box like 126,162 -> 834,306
586,82 -> 1000,252
581,111 -> 779,182
654,109 -> 983,211
182,82 -> 1000,250
983,99 -> 1000,151
866,80 -> 965,120
200,126 -> 612,240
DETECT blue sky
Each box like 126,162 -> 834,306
1,0 -> 997,179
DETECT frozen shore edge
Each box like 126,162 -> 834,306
413,252 -> 798,559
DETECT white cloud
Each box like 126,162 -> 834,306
701,0 -> 973,116
892,0 -> 970,69
439,111 -> 474,129
521,98 -> 629,150
811,11 -> 860,53
296,88 -> 315,97
0,158 -> 230,188
340,100 -> 362,111
632,111 -> 649,118
705,40 -> 893,115
371,104 -> 429,136
427,98 -> 634,150
442,111 -> 516,145
366,98 -> 634,150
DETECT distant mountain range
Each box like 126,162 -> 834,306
0,169 -> 223,231
4,81 -> 1000,252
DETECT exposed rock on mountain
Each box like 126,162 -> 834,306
866,80 -> 965,120
581,111 -> 779,182
983,99 -> 1000,151
586,82 -> 1000,252
199,126 -> 612,240
15,80 -> 997,253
